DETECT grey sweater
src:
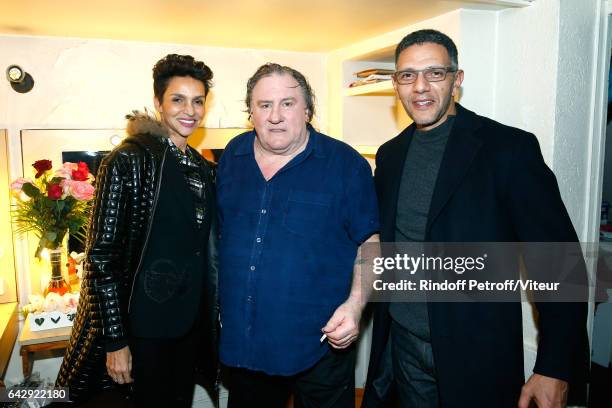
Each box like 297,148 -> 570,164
389,116 -> 455,340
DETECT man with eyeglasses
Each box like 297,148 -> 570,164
363,29 -> 588,408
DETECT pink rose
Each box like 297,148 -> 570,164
54,162 -> 75,180
63,180 -> 95,201
10,177 -> 32,193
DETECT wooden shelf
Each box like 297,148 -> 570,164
0,303 -> 18,385
344,80 -> 394,96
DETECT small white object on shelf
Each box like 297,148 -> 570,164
22,292 -> 79,331
28,310 -> 76,332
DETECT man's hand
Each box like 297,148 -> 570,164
321,299 -> 362,349
518,374 -> 568,408
321,234 -> 378,349
106,346 -> 133,384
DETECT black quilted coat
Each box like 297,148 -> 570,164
56,113 -> 219,403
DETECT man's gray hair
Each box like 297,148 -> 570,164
245,63 -> 316,122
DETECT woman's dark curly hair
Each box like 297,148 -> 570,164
153,54 -> 213,100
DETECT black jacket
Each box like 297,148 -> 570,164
56,113 -> 219,402
128,148 -> 213,338
364,105 -> 588,407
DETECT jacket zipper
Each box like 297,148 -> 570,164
127,146 -> 168,311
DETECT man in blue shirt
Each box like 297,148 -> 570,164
217,63 -> 380,408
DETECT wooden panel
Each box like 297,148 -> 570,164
0,303 -> 18,380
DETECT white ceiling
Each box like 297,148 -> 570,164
0,0 -> 512,52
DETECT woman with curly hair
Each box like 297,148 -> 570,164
56,54 -> 219,407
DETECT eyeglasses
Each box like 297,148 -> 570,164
393,67 -> 458,84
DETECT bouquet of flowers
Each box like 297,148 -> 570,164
10,160 -> 95,257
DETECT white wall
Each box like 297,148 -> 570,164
457,9 -> 498,119
494,0 -> 560,164
0,34 -> 327,173
553,0 -> 599,239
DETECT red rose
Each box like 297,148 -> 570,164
32,160 -> 52,178
47,183 -> 63,200
71,162 -> 90,181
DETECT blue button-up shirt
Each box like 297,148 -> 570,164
217,125 -> 379,375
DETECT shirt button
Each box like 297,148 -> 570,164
256,237 -> 261,243
250,266 -> 256,271
195,251 -> 201,257
261,209 -> 267,214
247,296 -> 252,302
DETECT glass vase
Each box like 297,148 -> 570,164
45,247 -> 70,296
